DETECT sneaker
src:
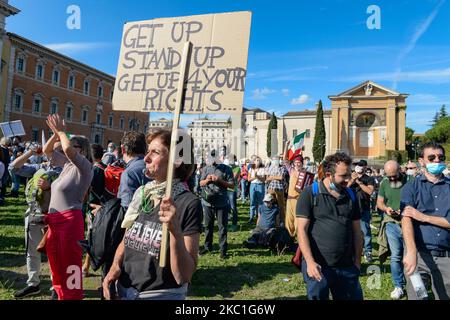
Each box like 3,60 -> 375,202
390,287 -> 404,300
14,285 -> 41,299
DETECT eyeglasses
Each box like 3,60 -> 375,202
406,167 -> 417,170
427,154 -> 445,162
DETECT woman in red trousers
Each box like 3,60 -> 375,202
43,114 -> 93,300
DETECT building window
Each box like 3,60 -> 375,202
84,80 -> 90,95
108,115 -> 114,128
110,89 -> 114,101
98,85 -> 103,98
52,69 -> 60,85
50,98 -> 58,115
293,129 -> 298,138
82,109 -> 89,124
36,64 -> 44,79
33,95 -> 43,114
305,129 -> 311,138
120,117 -> 125,130
96,113 -> 101,124
68,74 -> 75,90
31,129 -> 39,142
13,89 -> 24,112
66,103 -> 73,121
16,57 -> 25,73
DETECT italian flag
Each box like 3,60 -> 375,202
288,131 -> 306,160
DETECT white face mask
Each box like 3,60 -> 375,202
223,159 -> 230,166
406,169 -> 415,176
108,147 -> 114,153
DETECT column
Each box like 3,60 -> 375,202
340,105 -> 350,153
398,106 -> 406,151
331,106 -> 339,153
386,106 -> 397,150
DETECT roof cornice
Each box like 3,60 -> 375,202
7,32 -> 115,83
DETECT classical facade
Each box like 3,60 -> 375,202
329,80 -> 408,159
3,33 -> 148,145
0,0 -> 19,123
187,117 -> 232,163
148,117 -> 172,133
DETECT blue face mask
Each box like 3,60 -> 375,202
329,182 -> 339,192
426,163 -> 447,175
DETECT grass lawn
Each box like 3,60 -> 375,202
0,190 -> 396,300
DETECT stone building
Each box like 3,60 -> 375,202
3,33 -> 149,145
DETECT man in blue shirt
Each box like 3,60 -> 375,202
400,141 -> 450,300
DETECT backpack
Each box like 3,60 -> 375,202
103,163 -> 125,198
86,197 -> 125,271
311,180 -> 356,207
25,168 -> 58,208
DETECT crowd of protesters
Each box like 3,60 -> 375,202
0,117 -> 449,301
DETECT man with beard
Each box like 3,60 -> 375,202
377,160 -> 407,300
297,152 -> 363,300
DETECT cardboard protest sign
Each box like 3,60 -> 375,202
113,11 -> 252,115
0,120 -> 25,138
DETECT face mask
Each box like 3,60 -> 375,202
406,169 -> 415,176
426,163 -> 447,175
108,147 -> 114,153
223,159 -> 230,166
355,166 -> 364,174
329,176 -> 345,193
272,160 -> 280,167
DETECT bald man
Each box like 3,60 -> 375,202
377,160 -> 408,300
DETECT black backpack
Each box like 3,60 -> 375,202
86,198 -> 125,271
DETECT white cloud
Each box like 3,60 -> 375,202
251,87 -> 276,100
336,67 -> 450,84
408,93 -> 450,106
291,94 -> 310,105
392,0 -> 445,89
281,89 -> 290,96
43,42 -> 111,54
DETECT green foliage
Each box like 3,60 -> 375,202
312,100 -> 326,163
439,104 -> 448,119
267,112 -> 278,157
405,127 -> 415,144
386,150 -> 408,164
425,116 -> 450,144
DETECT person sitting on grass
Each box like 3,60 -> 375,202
243,193 -> 279,249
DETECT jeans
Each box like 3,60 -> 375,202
385,222 -> 405,288
227,190 -> 238,226
360,210 -> 372,254
203,204 -> 229,254
240,179 -> 248,201
8,168 -> 20,192
249,183 -> 264,221
301,259 -> 363,300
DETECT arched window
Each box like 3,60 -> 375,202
35,59 -> 46,80
108,113 -> 114,128
52,66 -> 61,86
356,113 -> 376,128
119,116 -> 125,130
84,79 -> 90,95
96,112 -> 102,124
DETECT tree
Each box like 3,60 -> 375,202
439,104 -> 448,120
425,116 -> 450,143
431,112 -> 440,126
267,112 -> 277,157
405,127 -> 415,144
313,100 -> 326,163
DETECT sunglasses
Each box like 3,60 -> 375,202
427,154 -> 445,162
406,167 -> 417,170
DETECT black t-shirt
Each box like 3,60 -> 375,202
200,164 -> 234,208
119,191 -> 203,292
350,174 -> 374,211
296,181 -> 361,268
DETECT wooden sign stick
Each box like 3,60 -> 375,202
159,41 -> 192,268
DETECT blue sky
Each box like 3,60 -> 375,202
7,0 -> 450,133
